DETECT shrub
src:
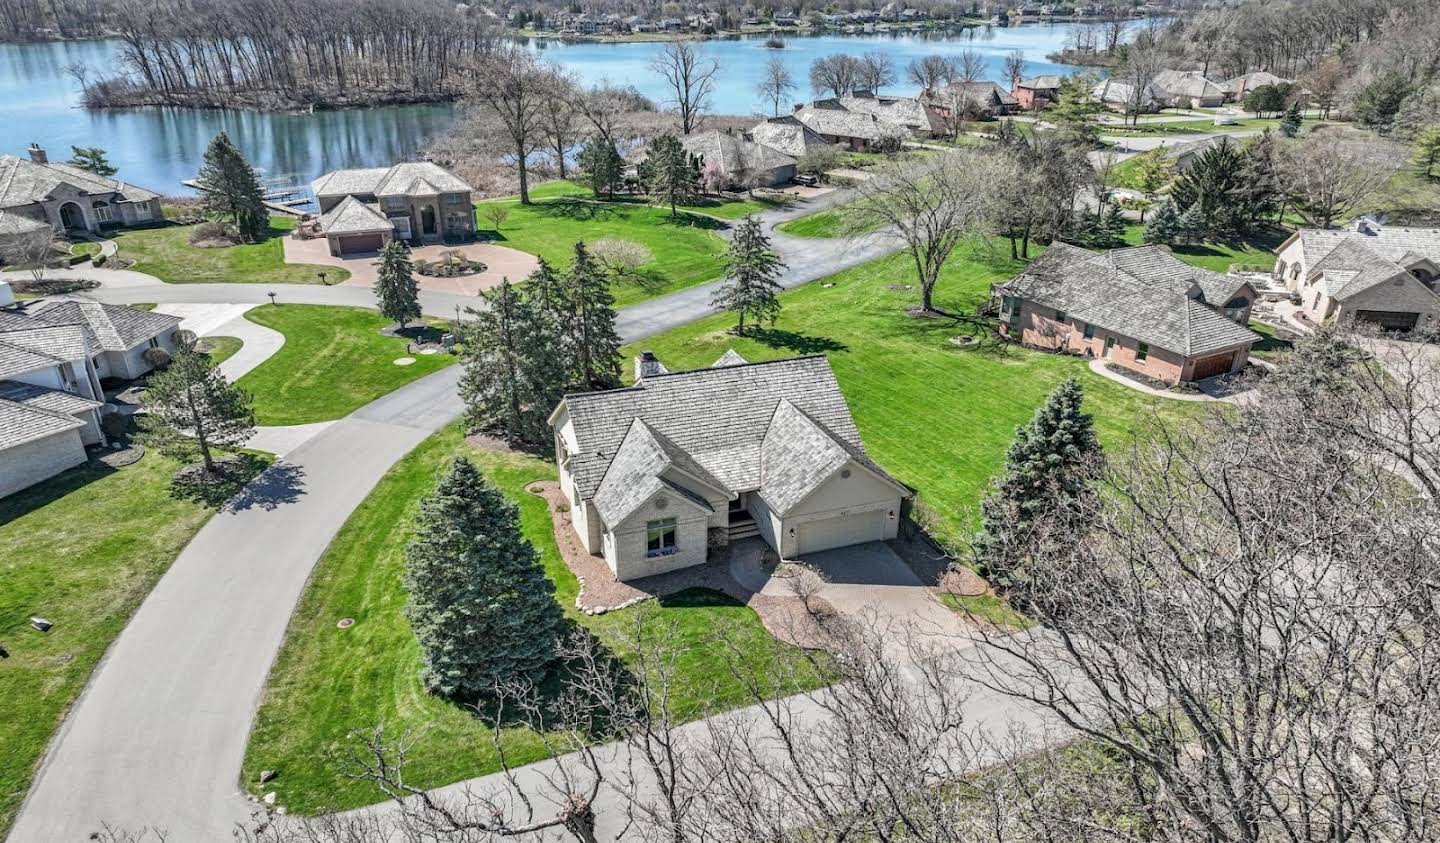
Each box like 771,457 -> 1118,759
187,221 -> 240,247
142,346 -> 172,370
590,237 -> 653,274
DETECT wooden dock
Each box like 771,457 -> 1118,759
181,179 -> 310,217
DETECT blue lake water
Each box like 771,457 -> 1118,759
0,24 -> 1114,195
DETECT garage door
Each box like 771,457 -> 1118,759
796,509 -> 886,556
337,233 -> 385,254
1353,310 -> 1420,332
1190,352 -> 1235,381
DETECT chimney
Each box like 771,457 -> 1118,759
1354,215 -> 1382,236
27,143 -> 47,164
635,350 -> 666,381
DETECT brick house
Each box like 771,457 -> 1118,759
310,161 -> 475,256
1011,74 -> 1063,111
995,244 -> 1261,385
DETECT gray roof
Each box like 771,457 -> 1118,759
759,399 -> 857,514
0,154 -> 159,210
0,307 -> 90,365
311,161 -> 472,199
1092,78 -> 1164,107
0,208 -> 50,235
0,378 -> 101,415
319,195 -> 395,235
33,300 -> 181,352
0,338 -> 66,379
924,81 -> 1018,112
1153,70 -> 1225,101
1017,74 -> 1063,90
1291,225 -> 1440,302
680,131 -> 797,180
840,92 -> 945,132
749,117 -> 832,158
711,348 -> 749,367
0,394 -> 84,449
558,355 -> 906,520
1220,70 -> 1290,93
794,104 -> 903,142
998,243 -> 1260,356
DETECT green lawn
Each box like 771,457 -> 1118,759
0,454 -> 220,837
1100,117 -> 1293,136
112,217 -> 348,285
236,305 -> 454,426
775,208 -> 850,238
1247,319 -> 1296,362
477,181 -> 732,307
1120,224 -> 1286,273
200,335 -> 243,366
622,243 -> 1203,548
242,428 -> 823,813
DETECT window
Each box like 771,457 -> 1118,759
1136,342 -> 1149,362
134,203 -> 152,220
1082,322 -> 1095,340
646,518 -> 677,558
92,201 -> 112,223
147,336 -> 160,349
1054,309 -> 1066,323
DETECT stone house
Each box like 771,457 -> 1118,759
1274,219 -> 1440,332
921,81 -> 1019,119
996,244 -> 1260,385
550,352 -> 912,581
0,145 -> 164,251
681,130 -> 798,188
310,162 -> 475,256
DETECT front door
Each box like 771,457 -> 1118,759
420,205 -> 437,235
59,201 -> 85,230
1103,335 -> 1116,358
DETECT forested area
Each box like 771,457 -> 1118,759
70,0 -> 495,109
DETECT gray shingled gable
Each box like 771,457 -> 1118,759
758,399 -> 851,514
0,378 -> 102,415
591,419 -> 717,526
0,154 -> 159,209
319,195 -> 394,235
711,349 -> 749,367
34,300 -> 181,352
0,395 -> 83,449
561,356 -> 869,505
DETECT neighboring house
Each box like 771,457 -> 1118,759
748,116 -> 834,158
1012,74 -> 1064,110
0,145 -> 164,251
921,81 -> 1019,119
1159,135 -> 1236,172
1153,70 -> 1227,109
1092,78 -> 1165,113
1274,219 -> 1440,332
1220,70 -> 1291,102
310,161 -> 475,257
838,91 -> 946,136
30,299 -> 184,380
794,101 -> 908,150
680,130 -> 798,188
996,243 -> 1261,384
550,352 -> 912,581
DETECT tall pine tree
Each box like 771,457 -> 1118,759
563,242 -> 622,390
578,135 -> 624,199
404,458 -> 565,699
1168,138 -> 1247,239
197,131 -> 267,242
639,133 -> 700,217
1142,199 -> 1182,245
973,377 -> 1102,594
140,343 -> 255,474
458,280 -> 568,444
711,215 -> 786,335
374,240 -> 421,330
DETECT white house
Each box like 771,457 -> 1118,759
1274,219 -> 1440,331
549,352 -> 912,581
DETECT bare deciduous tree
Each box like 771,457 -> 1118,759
907,54 -> 958,91
650,40 -> 718,135
809,54 -> 861,97
539,71 -> 582,181
1279,130 -> 1402,228
465,49 -> 559,205
755,55 -> 796,117
855,51 -> 895,94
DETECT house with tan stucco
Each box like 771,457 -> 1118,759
1274,219 -> 1440,332
310,162 -> 475,257
996,244 -> 1260,385
0,145 -> 164,252
549,352 -> 912,582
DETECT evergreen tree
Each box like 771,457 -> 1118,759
711,215 -> 786,335
562,242 -> 623,390
973,377 -> 1102,592
374,240 -> 420,330
577,135 -> 624,199
1413,125 -> 1440,179
524,256 -> 568,323
1279,102 -> 1303,138
140,343 -> 255,474
1242,84 -> 1286,117
1098,203 -> 1127,247
1237,131 -> 1284,223
1142,199 -> 1182,245
196,131 -> 267,242
638,133 -> 700,217
1168,138 -> 1247,238
403,458 -> 564,699
458,280 -> 568,444
68,146 -> 117,177
1351,73 -> 1413,130
1177,201 -> 1209,246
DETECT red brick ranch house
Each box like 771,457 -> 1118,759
995,244 -> 1262,385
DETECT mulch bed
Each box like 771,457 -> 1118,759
90,443 -> 145,468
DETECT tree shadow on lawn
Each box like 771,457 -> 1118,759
613,268 -> 671,296
747,327 -> 848,355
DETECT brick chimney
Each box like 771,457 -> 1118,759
27,143 -> 47,164
634,350 -> 667,381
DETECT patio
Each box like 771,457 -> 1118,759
282,235 -> 540,296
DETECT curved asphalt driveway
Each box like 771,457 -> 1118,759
6,190 -> 906,841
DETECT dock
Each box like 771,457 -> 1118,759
181,178 -> 310,217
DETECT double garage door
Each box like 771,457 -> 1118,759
1354,309 -> 1420,332
1190,351 -> 1235,381
796,508 -> 887,556
335,232 -> 386,255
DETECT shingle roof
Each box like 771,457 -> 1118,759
840,92 -> 945,132
1293,225 -> 1440,302
998,243 -> 1260,356
1017,74 -> 1063,90
1153,70 -> 1224,101
0,339 -> 66,379
794,105 -> 902,141
680,131 -> 796,180
711,349 -> 749,367
0,395 -> 84,449
0,208 -> 50,235
319,195 -> 395,235
32,300 -> 181,352
559,356 -> 898,514
1092,78 -> 1164,107
592,419 -> 722,525
0,154 -> 159,209
0,307 -> 90,362
925,81 -> 1018,112
758,399 -> 853,514
308,167 -> 390,197
749,117 -> 832,158
311,161 -> 472,199
0,378 -> 102,415
1220,70 -> 1290,93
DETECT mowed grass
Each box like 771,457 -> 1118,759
477,181 -> 729,307
0,454 -> 218,837
1120,224 -> 1286,273
236,305 -> 454,426
622,243 -> 1204,547
113,217 -> 348,285
199,335 -> 243,366
242,429 -> 823,813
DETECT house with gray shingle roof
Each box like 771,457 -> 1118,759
0,299 -> 173,497
793,100 -> 910,151
1220,70 -> 1291,102
996,243 -> 1261,384
748,116 -> 833,160
550,352 -> 911,581
1274,219 -> 1440,332
310,161 -> 475,256
0,145 -> 164,252
920,81 -> 1019,120
681,130 -> 798,188
1152,70 -> 1226,108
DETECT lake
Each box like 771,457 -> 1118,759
0,24 -> 1114,196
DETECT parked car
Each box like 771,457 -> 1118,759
793,173 -> 820,186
